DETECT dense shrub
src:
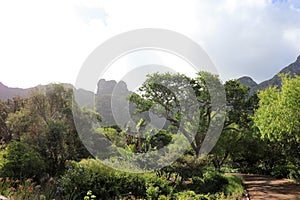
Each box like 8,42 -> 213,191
222,174 -> 244,196
60,159 -> 245,199
0,141 -> 46,180
271,163 -> 300,180
188,171 -> 228,194
60,159 -> 172,199
271,164 -> 290,178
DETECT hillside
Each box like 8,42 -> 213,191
238,55 -> 300,93
0,82 -> 27,100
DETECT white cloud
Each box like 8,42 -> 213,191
220,0 -> 268,14
283,29 -> 300,51
0,0 -> 300,88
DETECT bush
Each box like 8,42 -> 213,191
187,172 -> 244,198
188,171 -> 228,194
60,159 -> 245,199
0,141 -> 46,180
222,174 -> 244,197
271,165 -> 290,178
288,167 -> 300,181
60,159 -> 173,199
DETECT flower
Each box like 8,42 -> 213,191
27,186 -> 34,193
18,185 -> 24,190
26,178 -> 33,183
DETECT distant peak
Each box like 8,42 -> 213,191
238,76 -> 258,87
239,76 -> 253,80
297,55 -> 300,62
0,82 -> 7,88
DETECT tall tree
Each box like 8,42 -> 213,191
254,74 -> 300,165
130,72 -> 226,157
6,84 -> 91,175
210,80 -> 258,170
0,97 -> 26,144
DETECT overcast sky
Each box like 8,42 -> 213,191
1,0 -> 300,88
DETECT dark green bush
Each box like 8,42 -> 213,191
0,141 -> 46,180
271,165 -> 290,178
60,159 -> 172,199
202,171 -> 229,194
188,171 -> 229,195
60,159 -> 245,199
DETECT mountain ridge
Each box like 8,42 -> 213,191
238,55 -> 300,93
1,54 -> 300,100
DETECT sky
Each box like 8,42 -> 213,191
1,0 -> 300,89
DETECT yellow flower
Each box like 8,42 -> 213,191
26,178 -> 33,183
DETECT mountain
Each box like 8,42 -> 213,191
0,82 -> 27,100
238,55 -> 300,93
0,82 -> 74,101
2,54 -> 300,101
238,76 -> 258,88
95,79 -> 133,126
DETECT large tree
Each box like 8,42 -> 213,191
129,72 -> 226,157
210,80 -> 259,170
6,84 -> 91,175
0,97 -> 26,144
254,74 -> 300,164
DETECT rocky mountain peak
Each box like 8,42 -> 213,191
239,54 -> 300,94
238,76 -> 258,88
297,55 -> 300,63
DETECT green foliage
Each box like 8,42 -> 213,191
210,80 -> 259,171
255,74 -> 300,143
3,72 -> 300,198
148,130 -> 172,150
222,174 -> 244,196
5,84 -> 92,176
0,97 -> 26,144
60,158 -> 244,199
173,191 -> 210,200
146,184 -> 160,199
60,159 -> 172,199
0,141 -> 46,180
254,74 -> 300,178
192,171 -> 228,194
129,72 -> 226,157
159,155 -> 206,182
185,172 -> 244,199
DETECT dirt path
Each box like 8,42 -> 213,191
241,174 -> 300,200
